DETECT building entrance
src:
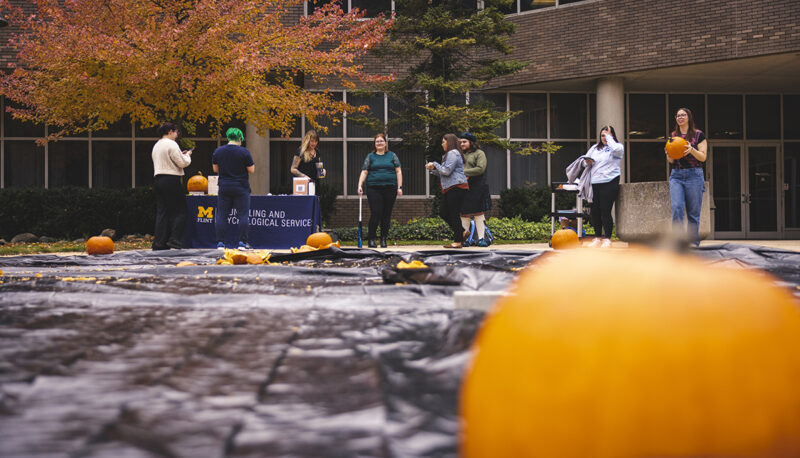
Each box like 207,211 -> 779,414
711,142 -> 781,239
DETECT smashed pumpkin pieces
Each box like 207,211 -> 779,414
289,240 -> 340,253
216,248 -> 272,265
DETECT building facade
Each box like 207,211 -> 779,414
2,0 -> 799,238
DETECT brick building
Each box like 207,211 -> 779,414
2,0 -> 800,239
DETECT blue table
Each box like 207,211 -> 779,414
183,195 -> 321,249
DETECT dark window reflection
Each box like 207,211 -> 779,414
269,141 -> 301,195
510,143 -> 547,188
347,92 -> 384,139
748,146 -> 777,231
550,142 -> 588,183
668,94 -> 705,134
471,92 -> 507,138
4,141 -> 44,187
135,141 -> 155,188
394,142 -> 426,196
746,95 -> 779,139
708,95 -> 742,139
784,95 -> 800,140
510,94 -> 546,139
3,101 -> 45,138
93,116 -> 132,138
482,144 -> 507,194
92,141 -> 132,188
550,94 -> 587,139
628,94 -> 666,139
712,145 -> 742,232
628,142 -> 666,183
346,142 -> 372,196
785,142 -> 800,228
315,141 -> 343,195
49,141 -> 88,187
351,0 -> 392,15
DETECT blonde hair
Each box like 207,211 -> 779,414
300,130 -> 320,162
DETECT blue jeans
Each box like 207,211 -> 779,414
669,167 -> 704,245
215,186 -> 250,246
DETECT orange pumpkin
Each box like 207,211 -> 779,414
550,228 -> 579,250
665,136 -> 689,160
306,231 -> 332,249
86,236 -> 114,255
187,172 -> 208,193
461,248 -> 800,458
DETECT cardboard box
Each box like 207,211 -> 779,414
293,177 -> 310,195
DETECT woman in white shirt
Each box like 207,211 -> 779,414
583,125 -> 624,248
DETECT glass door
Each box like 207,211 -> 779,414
711,144 -> 744,238
746,144 -> 780,238
711,143 -> 781,239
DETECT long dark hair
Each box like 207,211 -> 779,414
442,133 -> 462,161
671,107 -> 697,143
594,125 -> 618,149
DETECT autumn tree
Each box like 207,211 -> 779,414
0,0 -> 393,140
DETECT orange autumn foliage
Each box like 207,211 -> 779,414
0,0 -> 393,141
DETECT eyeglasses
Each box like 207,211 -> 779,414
675,114 -> 688,118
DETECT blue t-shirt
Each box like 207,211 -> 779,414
362,151 -> 401,187
212,144 -> 254,189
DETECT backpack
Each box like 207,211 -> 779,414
463,220 -> 494,247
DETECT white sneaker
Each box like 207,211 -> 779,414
601,238 -> 612,248
588,238 -> 602,248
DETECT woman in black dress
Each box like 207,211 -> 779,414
290,129 -> 325,194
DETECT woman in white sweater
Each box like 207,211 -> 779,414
583,125 -> 624,248
151,122 -> 192,250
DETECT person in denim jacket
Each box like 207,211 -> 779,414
426,133 -> 469,248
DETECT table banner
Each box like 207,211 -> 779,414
183,195 -> 321,249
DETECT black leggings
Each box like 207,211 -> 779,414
591,176 -> 619,239
153,174 -> 186,248
440,187 -> 468,243
365,185 -> 397,239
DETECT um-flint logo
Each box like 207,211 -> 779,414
197,206 -> 214,223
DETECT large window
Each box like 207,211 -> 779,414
746,95 -> 780,139
497,0 -> 589,14
628,94 -> 666,139
786,142 -> 800,229
708,95 -> 743,139
307,0 -> 392,16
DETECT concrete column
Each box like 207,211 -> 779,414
596,76 -> 625,179
246,124 -> 269,195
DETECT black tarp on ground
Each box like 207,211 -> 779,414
0,244 -> 798,457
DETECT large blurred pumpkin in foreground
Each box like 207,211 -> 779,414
461,248 -> 800,458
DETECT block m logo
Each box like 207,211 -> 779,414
197,206 -> 214,218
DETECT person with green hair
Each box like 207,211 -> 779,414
212,127 -> 255,249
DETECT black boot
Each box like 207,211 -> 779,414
380,237 -> 387,248
368,238 -> 377,248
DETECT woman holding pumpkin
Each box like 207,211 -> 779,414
426,133 -> 468,248
290,129 -> 325,195
357,133 -> 403,248
583,125 -> 624,248
666,107 -> 707,247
